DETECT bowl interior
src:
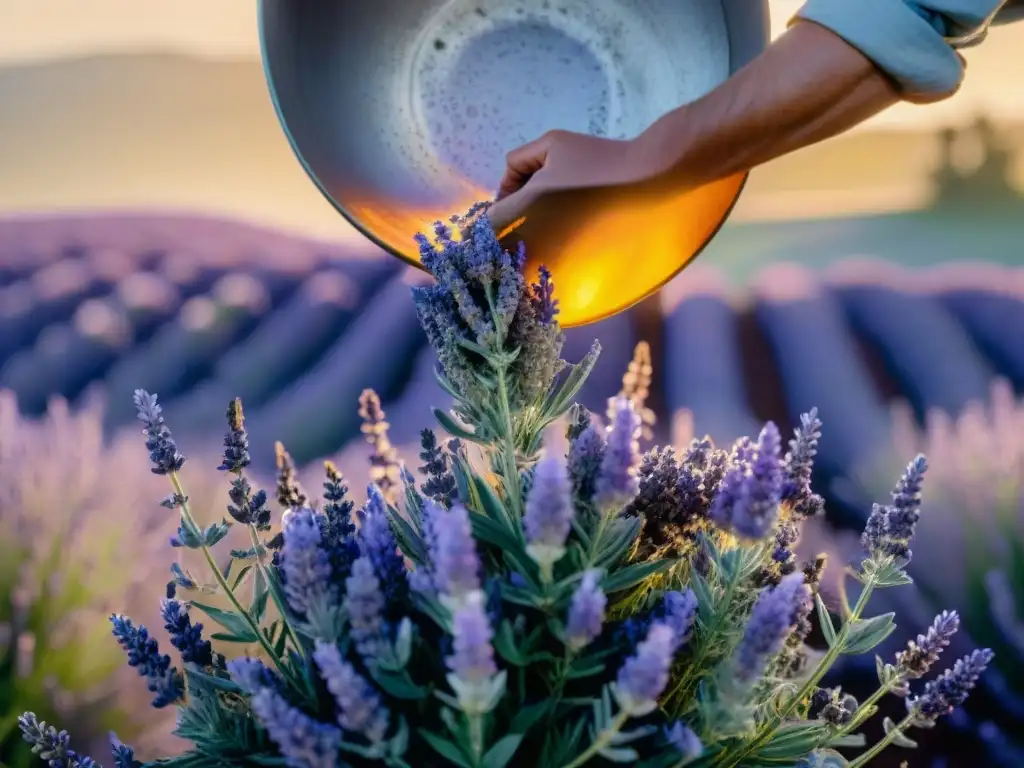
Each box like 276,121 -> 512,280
261,0 -> 769,325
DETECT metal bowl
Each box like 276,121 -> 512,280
259,0 -> 769,326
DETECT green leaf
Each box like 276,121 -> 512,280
419,730 -> 472,768
432,408 -> 482,444
602,558 -> 677,594
494,620 -> 527,666
543,341 -> 600,419
482,735 -> 524,768
510,699 -> 551,734
567,655 -> 608,680
371,670 -> 429,700
816,594 -> 837,648
828,733 -> 867,748
842,613 -> 897,655
756,722 -> 831,758
598,746 -> 639,762
472,474 -> 518,531
883,717 -> 917,749
184,667 -> 242,694
190,600 -> 259,643
230,564 -> 255,590
250,570 -> 270,624
209,631 -> 257,644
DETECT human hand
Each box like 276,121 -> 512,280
486,129 -> 663,236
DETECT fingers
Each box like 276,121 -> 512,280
495,133 -> 553,200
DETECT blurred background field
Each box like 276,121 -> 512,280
0,1 -> 1022,767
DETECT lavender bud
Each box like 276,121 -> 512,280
344,555 -> 387,661
662,589 -> 699,651
615,622 -> 676,716
711,423 -> 783,540
734,572 -> 810,684
594,397 -> 641,510
279,507 -> 335,618
432,504 -> 481,607
109,615 -> 183,708
160,599 -> 213,667
447,592 -> 500,715
523,454 -> 574,569
896,610 -> 959,680
132,390 -> 185,475
565,570 -> 606,651
912,648 -> 994,721
250,688 -> 341,768
226,657 -> 280,695
862,455 -> 928,564
664,721 -> 703,760
313,641 -> 390,744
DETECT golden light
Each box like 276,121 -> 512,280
345,174 -> 745,328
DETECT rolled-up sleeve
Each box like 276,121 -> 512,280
793,0 -> 1009,97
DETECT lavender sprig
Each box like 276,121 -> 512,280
523,454 -> 574,575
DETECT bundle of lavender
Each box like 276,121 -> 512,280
19,208 -> 992,768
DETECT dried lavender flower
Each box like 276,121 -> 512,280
594,396 -> 641,510
523,454 -> 574,571
358,389 -> 402,502
274,441 -> 308,510
530,265 -> 558,324
565,570 -> 606,651
733,572 -> 810,684
912,648 -> 995,720
250,688 -> 341,768
132,390 -> 185,475
313,641 -> 390,743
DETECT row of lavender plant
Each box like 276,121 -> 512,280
16,207 -> 994,768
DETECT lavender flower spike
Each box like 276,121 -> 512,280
712,422 -> 783,540
911,648 -> 994,721
279,507 -> 339,639
109,614 -> 184,708
862,454 -> 928,564
565,570 -> 606,651
615,622 -> 676,716
18,713 -> 97,768
313,640 -> 390,744
733,572 -> 810,684
132,389 -> 185,475
446,591 -> 504,716
433,503 -> 482,608
662,589 -> 699,651
896,610 -> 960,681
595,396 -> 642,511
226,657 -> 280,695
250,688 -> 341,768
664,721 -> 703,761
345,555 -> 388,661
523,454 -> 574,572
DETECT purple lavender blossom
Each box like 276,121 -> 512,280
250,688 -> 341,768
418,429 -> 458,507
448,593 -> 498,684
662,589 -> 699,651
359,488 -> 408,604
218,397 -> 251,473
912,648 -> 994,720
568,424 -> 607,504
433,504 -> 482,604
279,507 -> 335,617
226,657 -> 281,695
109,614 -> 183,708
664,721 -> 703,760
896,610 -> 960,681
109,735 -> 140,768
862,455 -> 928,563
711,423 -> 783,540
344,555 -> 387,660
615,622 -> 676,716
132,390 -> 185,475
733,572 -> 810,684
780,409 -> 826,519
18,713 -> 98,768
565,570 -> 606,651
313,641 -> 390,744
594,397 -> 641,509
524,454 -> 574,567
530,265 -> 559,324
160,598 -> 213,667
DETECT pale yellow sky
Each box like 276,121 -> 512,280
0,0 -> 1019,131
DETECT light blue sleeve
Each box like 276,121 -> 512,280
793,0 -> 1010,96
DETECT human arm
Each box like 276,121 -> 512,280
487,0 -> 1010,233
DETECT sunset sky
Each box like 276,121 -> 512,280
0,0 -> 1021,130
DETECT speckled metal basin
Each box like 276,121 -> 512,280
259,0 -> 770,326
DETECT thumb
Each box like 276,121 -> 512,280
487,184 -> 537,236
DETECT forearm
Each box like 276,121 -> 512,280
631,21 -> 900,190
